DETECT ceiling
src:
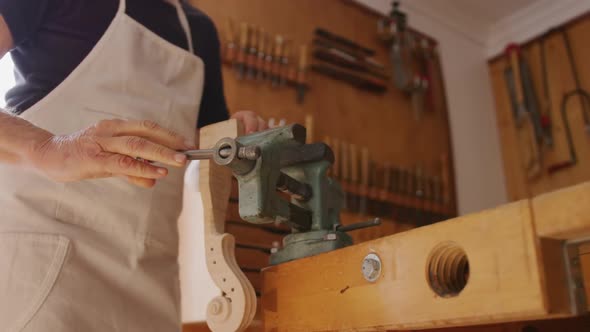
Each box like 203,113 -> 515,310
448,0 -> 541,26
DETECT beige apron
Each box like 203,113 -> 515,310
0,0 -> 203,330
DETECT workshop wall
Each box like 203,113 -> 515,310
488,15 -> 590,201
191,0 -> 456,220
357,0 -> 509,215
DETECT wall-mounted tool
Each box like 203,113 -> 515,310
246,25 -> 259,80
235,22 -> 249,80
271,35 -> 284,87
186,125 -> 381,265
316,27 -> 375,57
296,45 -> 308,104
311,62 -> 387,93
378,1 -> 411,90
539,33 -> 554,147
256,29 -> 267,81
280,40 -> 290,86
505,44 -> 542,179
548,29 -> 590,174
223,18 -> 237,65
359,147 -> 370,215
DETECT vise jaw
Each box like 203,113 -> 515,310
212,124 -> 352,264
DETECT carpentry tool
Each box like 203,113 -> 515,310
271,35 -> 284,87
312,44 -> 389,80
263,33 -> 274,82
349,144 -> 360,213
235,22 -> 248,80
548,29 -> 590,174
279,40 -> 290,86
359,147 -> 370,215
340,141 -> 351,211
315,27 -> 375,57
505,44 -> 542,179
223,18 -> 237,65
296,44 -> 308,104
379,1 -> 411,90
311,62 -> 387,93
256,30 -> 267,81
539,33 -> 554,146
246,25 -> 259,80
378,164 -> 392,218
313,38 -> 387,74
189,124 -> 381,265
367,162 -> 380,216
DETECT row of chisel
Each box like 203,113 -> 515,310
325,137 -> 453,226
221,19 -> 309,103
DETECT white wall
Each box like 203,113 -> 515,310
357,0 -> 508,214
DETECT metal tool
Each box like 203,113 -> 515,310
296,44 -> 308,104
548,29 -> 590,174
539,34 -> 554,146
271,35 -> 284,87
505,44 -> 542,179
186,124 -> 380,265
235,22 -> 248,80
246,25 -> 259,80
223,18 -> 237,65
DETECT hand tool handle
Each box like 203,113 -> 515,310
350,144 -> 359,185
332,139 -> 341,180
360,147 -> 370,187
548,160 -> 574,174
341,142 -> 350,182
305,114 -> 314,144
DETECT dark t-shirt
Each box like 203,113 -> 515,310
0,0 -> 229,128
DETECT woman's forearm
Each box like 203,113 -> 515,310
0,110 -> 52,165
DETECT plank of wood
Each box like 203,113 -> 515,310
488,17 -> 590,200
532,181 -> 590,239
261,200 -> 555,331
192,0 -> 457,215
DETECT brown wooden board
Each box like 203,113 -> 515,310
260,182 -> 590,331
488,16 -> 590,201
191,0 -> 456,217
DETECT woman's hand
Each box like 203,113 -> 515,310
231,111 -> 268,134
29,119 -> 193,188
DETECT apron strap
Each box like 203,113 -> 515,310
118,0 -> 126,13
173,1 -> 195,53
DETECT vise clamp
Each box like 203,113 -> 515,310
187,124 -> 379,264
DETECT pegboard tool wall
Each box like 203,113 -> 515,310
488,15 -> 590,201
190,0 -> 456,214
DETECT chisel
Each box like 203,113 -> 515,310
280,41 -> 290,87
349,144 -> 360,213
379,164 -> 392,218
246,25 -> 259,80
296,44 -> 308,104
223,18 -> 237,65
263,33 -> 274,83
340,142 -> 350,211
256,30 -> 267,81
271,35 -> 284,87
315,28 -> 375,56
359,147 -> 370,215
506,44 -> 542,178
235,22 -> 248,80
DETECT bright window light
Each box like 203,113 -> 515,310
0,55 -> 15,107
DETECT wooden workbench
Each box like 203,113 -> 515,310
259,182 -> 590,331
